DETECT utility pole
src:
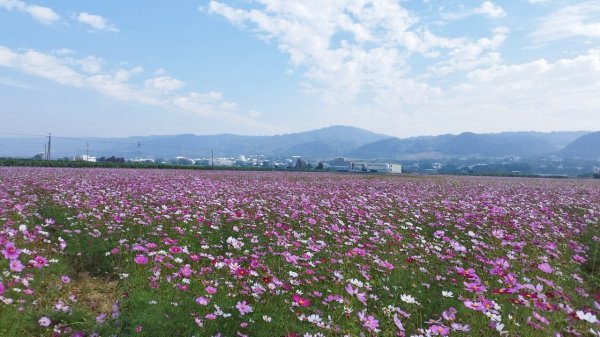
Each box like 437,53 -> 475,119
46,133 -> 52,160
211,149 -> 214,167
44,144 -> 47,160
137,141 -> 141,162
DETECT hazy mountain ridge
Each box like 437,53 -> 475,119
0,127 -> 597,160
559,131 -> 600,158
348,131 -> 592,159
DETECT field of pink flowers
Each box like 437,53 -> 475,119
0,167 -> 599,337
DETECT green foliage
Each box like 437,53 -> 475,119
0,158 -> 272,171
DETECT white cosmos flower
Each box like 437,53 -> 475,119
400,294 -> 418,304
577,311 -> 598,324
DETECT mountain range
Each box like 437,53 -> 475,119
1,126 -> 599,160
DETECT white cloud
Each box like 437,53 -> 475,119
0,0 -> 59,24
144,76 -> 185,93
531,2 -> 600,43
0,45 -> 264,127
208,0 -> 503,109
77,12 -> 118,32
76,56 -> 104,74
317,49 -> 600,136
474,1 -> 506,18
428,27 -> 508,75
0,46 -> 84,86
114,66 -> 144,82
529,0 -> 549,4
442,1 -> 505,21
417,49 -> 600,134
208,0 -> 511,114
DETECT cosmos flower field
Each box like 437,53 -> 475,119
0,168 -> 599,337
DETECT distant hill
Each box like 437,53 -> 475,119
134,125 -> 390,158
0,125 -> 390,159
347,131 -> 589,159
1,127 -> 595,160
560,131 -> 600,159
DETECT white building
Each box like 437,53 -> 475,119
76,155 -> 96,162
367,163 -> 402,173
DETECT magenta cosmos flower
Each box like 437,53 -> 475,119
2,242 -> 21,260
169,246 -> 183,254
31,256 -> 48,269
134,255 -> 149,265
292,293 -> 311,307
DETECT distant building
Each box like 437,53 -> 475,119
366,163 -> 402,173
98,156 -> 125,163
172,156 -> 194,165
295,158 -> 307,169
76,155 -> 96,162
331,157 -> 352,171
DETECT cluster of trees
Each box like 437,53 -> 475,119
98,156 -> 125,163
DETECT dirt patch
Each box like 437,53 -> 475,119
71,272 -> 119,314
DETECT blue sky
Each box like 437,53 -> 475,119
1,0 -> 599,138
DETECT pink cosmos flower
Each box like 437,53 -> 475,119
0,281 -> 4,296
9,259 -> 25,272
96,313 -> 107,323
61,275 -> 71,284
292,293 -> 311,307
195,296 -> 210,305
2,242 -> 21,260
393,314 -> 405,333
532,311 -> 550,325
456,267 -> 478,279
442,307 -> 457,321
236,301 -> 253,316
179,264 -> 192,278
429,325 -> 450,336
134,255 -> 149,265
169,246 -> 183,254
538,263 -> 553,274
358,311 -> 379,331
451,323 -> 471,332
464,281 -> 486,293
38,316 -> 51,327
31,256 -> 48,269
206,286 -> 217,294
464,300 -> 485,311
